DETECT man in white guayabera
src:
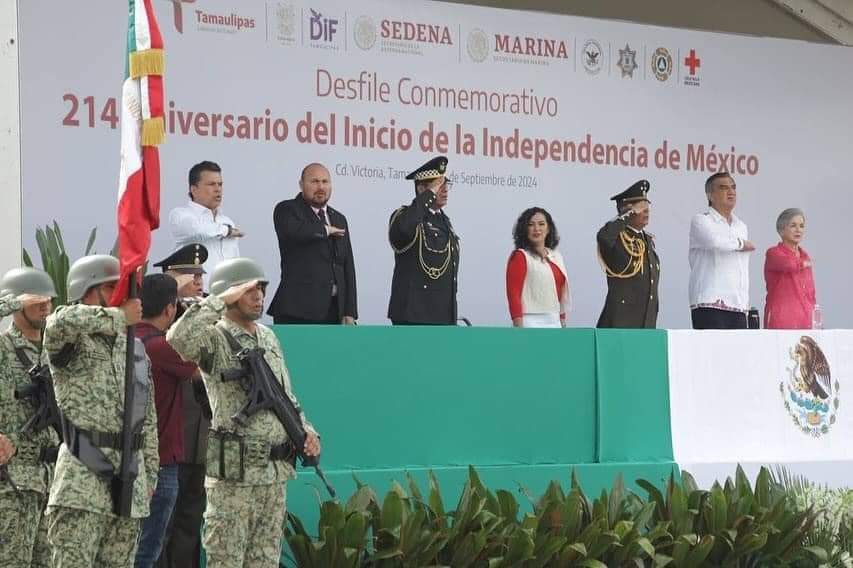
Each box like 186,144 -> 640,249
169,161 -> 243,285
688,172 -> 754,329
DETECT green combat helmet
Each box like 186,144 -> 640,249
67,255 -> 120,302
0,267 -> 58,298
209,257 -> 268,297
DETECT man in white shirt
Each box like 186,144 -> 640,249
688,172 -> 755,329
168,161 -> 242,283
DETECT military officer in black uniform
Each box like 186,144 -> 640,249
152,244 -> 209,568
388,156 -> 460,325
596,180 -> 660,328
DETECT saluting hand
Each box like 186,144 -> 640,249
218,279 -> 259,306
0,434 -> 16,465
121,298 -> 142,326
17,293 -> 51,309
304,432 -> 321,457
326,225 -> 346,238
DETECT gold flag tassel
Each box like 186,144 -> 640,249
129,48 -> 165,79
141,117 -> 165,147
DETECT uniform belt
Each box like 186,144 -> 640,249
64,423 -> 145,452
209,430 -> 295,468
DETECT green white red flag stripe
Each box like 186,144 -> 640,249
110,0 -> 164,305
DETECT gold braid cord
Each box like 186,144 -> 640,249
598,230 -> 646,279
389,211 -> 453,280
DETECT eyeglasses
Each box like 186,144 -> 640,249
440,179 -> 454,191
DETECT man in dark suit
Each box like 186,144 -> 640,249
388,156 -> 460,325
268,163 -> 358,324
596,180 -> 660,328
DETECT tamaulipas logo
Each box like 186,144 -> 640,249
167,0 -> 255,35
167,0 -> 196,34
781,336 -> 840,437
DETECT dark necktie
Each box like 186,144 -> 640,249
317,209 -> 327,224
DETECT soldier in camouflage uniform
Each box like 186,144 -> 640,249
0,267 -> 59,567
43,255 -> 159,567
166,257 -> 321,568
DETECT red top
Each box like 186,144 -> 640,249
763,243 -> 816,329
506,249 -> 566,321
135,322 -> 198,465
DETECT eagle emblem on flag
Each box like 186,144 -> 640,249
781,336 -> 840,437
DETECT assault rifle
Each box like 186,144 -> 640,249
13,352 -> 62,439
221,336 -> 335,498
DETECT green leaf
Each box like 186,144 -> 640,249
496,489 -> 519,522
84,227 -> 97,255
341,512 -> 368,550
503,528 -> 535,564
345,485 -> 377,515
637,479 -> 666,517
22,248 -> 33,267
683,534 -> 714,568
428,470 -> 447,525
578,560 -> 608,568
635,536 -> 655,557
381,490 -> 404,531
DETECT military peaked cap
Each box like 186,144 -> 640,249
153,243 -> 208,274
405,156 -> 448,181
610,180 -> 651,206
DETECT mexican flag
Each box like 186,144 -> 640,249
110,0 -> 165,305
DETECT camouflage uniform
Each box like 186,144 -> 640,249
166,295 -> 313,568
0,295 -> 59,568
43,303 -> 159,568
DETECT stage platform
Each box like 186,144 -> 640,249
273,326 -> 678,536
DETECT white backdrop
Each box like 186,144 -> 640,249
17,0 -> 853,327
669,330 -> 853,487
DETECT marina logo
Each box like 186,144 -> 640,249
581,39 -> 603,75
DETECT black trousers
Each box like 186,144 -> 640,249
157,463 -> 205,568
273,296 -> 339,324
691,307 -> 748,330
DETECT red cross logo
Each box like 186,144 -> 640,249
684,49 -> 701,75
169,0 -> 196,34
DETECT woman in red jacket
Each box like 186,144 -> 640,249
505,207 -> 569,328
763,208 -> 816,329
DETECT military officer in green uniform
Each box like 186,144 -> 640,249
166,257 -> 321,568
596,180 -> 661,328
0,267 -> 59,567
388,156 -> 460,325
43,255 -> 159,567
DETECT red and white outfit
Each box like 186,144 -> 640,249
506,248 -> 570,327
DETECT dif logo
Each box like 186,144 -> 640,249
309,9 -> 338,42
